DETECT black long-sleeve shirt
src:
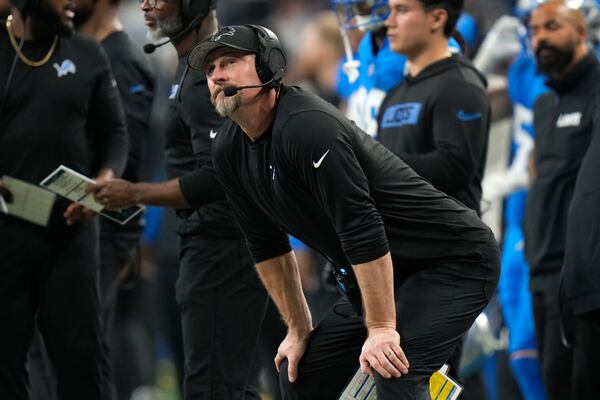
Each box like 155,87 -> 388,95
162,56 -> 241,238
213,86 -> 492,284
564,103 -> 600,317
377,55 -> 490,214
99,31 -> 155,232
525,53 -> 600,292
101,31 -> 154,186
0,25 -> 127,214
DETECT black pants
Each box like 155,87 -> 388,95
535,289 -> 600,399
0,216 -> 108,400
176,234 -> 269,400
280,244 -> 500,400
99,230 -> 140,337
532,289 -> 572,400
570,315 -> 600,398
100,231 -> 155,399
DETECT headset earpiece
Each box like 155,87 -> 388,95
180,0 -> 217,28
246,24 -> 286,84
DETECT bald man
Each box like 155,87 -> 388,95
524,1 -> 600,399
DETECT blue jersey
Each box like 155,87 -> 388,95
505,51 -> 548,225
337,32 -> 407,137
457,12 -> 479,48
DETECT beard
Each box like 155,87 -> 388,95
535,42 -> 575,77
31,1 -> 73,36
213,91 -> 242,117
146,13 -> 186,40
72,3 -> 96,29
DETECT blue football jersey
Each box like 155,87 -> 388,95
505,51 -> 548,224
340,33 -> 407,137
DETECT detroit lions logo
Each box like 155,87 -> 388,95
380,103 -> 422,128
53,59 -> 76,78
169,84 -> 180,100
212,27 -> 236,42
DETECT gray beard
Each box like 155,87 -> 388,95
215,95 -> 242,117
146,14 -> 186,40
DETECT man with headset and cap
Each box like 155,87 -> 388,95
0,0 -> 127,397
188,25 -> 500,399
89,1 -> 269,398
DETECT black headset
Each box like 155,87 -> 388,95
246,24 -> 286,85
181,0 -> 217,28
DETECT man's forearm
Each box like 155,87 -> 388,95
352,252 -> 396,332
256,252 -> 313,334
134,178 -> 190,209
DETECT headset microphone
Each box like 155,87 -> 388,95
143,13 -> 205,54
223,69 -> 284,97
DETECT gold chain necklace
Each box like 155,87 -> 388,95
6,15 -> 59,67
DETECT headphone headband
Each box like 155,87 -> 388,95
246,24 -> 286,84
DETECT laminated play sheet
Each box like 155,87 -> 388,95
41,165 -> 144,225
339,363 -> 462,400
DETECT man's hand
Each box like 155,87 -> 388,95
88,179 -> 139,210
274,329 -> 313,383
0,179 -> 13,204
63,203 -> 95,225
359,327 -> 409,379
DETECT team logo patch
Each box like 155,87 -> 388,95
129,84 -> 145,94
213,27 -> 236,42
53,59 -> 76,78
380,103 -> 422,128
169,84 -> 180,100
457,110 -> 481,122
556,112 -> 582,128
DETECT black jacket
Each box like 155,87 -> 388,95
213,86 -> 494,283
525,53 -> 600,292
0,25 -> 128,223
563,93 -> 600,316
377,55 -> 491,214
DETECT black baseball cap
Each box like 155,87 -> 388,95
188,25 -> 260,71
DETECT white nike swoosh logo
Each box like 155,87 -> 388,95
313,150 -> 330,169
209,129 -> 218,139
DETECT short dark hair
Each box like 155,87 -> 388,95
418,0 -> 464,37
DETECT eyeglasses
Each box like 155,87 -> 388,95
139,0 -> 157,8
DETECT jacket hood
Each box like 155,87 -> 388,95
406,54 -> 488,89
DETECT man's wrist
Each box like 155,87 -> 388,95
96,168 -> 116,182
287,324 -> 313,340
131,182 -> 145,205
366,322 -> 396,335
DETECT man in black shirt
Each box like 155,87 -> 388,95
89,1 -> 268,398
377,0 -> 490,215
562,97 -> 600,398
525,2 -> 600,398
0,0 -> 127,398
74,0 -> 155,397
188,25 -> 499,399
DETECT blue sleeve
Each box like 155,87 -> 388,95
456,13 -> 479,48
